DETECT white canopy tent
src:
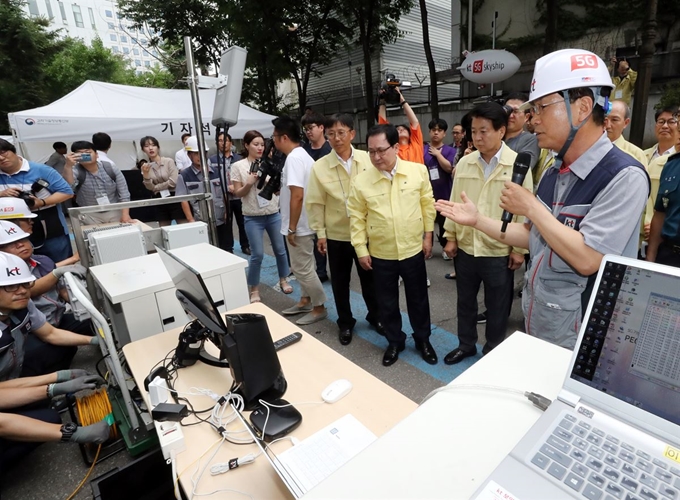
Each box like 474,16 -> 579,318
8,80 -> 277,168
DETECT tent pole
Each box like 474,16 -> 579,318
184,36 -> 219,246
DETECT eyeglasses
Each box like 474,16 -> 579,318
509,108 -> 526,115
1,281 -> 35,293
0,239 -> 31,250
303,125 -> 318,132
656,118 -> 678,126
0,150 -> 11,158
327,129 -> 351,140
527,98 -> 565,116
367,146 -> 393,157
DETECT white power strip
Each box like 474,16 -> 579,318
155,420 -> 186,461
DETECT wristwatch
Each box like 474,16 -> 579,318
287,228 -> 296,234
60,422 -> 78,443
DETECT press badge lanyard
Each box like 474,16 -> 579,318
336,167 -> 350,218
87,167 -> 109,205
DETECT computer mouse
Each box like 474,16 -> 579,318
321,379 -> 353,403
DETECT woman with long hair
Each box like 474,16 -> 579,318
140,136 -> 184,225
231,130 -> 292,303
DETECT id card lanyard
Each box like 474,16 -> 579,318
337,166 -> 350,218
89,167 -> 110,205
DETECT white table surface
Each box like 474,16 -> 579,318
305,332 -> 573,499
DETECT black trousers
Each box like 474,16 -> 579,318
215,222 -> 231,252
226,199 -> 250,252
0,405 -> 61,488
434,212 -> 448,248
656,242 -> 680,268
454,249 -> 513,354
326,239 -> 380,331
313,236 -> 328,278
372,252 -> 431,346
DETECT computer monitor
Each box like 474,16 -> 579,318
156,245 -> 287,409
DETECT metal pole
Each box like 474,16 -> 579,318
467,0 -> 473,51
491,11 -> 497,97
184,36 -> 219,246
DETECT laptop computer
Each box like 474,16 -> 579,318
473,255 -> 680,500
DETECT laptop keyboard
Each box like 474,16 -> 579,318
530,414 -> 680,500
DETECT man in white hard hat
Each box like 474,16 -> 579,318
0,198 -> 37,235
436,49 -> 649,349
174,136 -> 230,251
0,252 -> 97,381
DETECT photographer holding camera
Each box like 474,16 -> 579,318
231,130 -> 291,303
0,139 -> 74,263
378,85 -> 424,164
609,56 -> 637,106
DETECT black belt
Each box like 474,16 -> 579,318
661,240 -> 680,254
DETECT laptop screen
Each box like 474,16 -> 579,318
570,260 -> 680,427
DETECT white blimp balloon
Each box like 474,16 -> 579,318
457,50 -> 521,84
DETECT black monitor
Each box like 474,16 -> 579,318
156,245 -> 287,409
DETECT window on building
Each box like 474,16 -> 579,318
135,60 -> 141,67
140,38 -> 147,46
123,47 -> 129,54
131,37 -> 137,44
107,22 -> 114,29
110,34 -> 117,41
144,61 -> 150,67
88,7 -> 95,28
44,0 -> 54,19
105,9 -> 112,18
72,4 -> 84,27
120,35 -> 128,43
27,0 -> 40,17
57,1 -> 67,23
112,47 -> 119,53
154,61 -> 159,68
132,48 -> 139,55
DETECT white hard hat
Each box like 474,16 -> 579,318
528,49 -> 614,103
0,198 -> 38,220
0,251 -> 35,286
0,221 -> 30,246
184,136 -> 201,152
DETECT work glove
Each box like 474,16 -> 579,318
48,375 -> 105,397
52,264 -> 87,279
55,369 -> 90,382
70,420 -> 111,444
90,336 -> 100,346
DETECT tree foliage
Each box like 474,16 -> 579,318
0,0 -> 176,134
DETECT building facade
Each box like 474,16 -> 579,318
21,0 -> 159,74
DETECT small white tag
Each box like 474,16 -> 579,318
614,90 -> 623,99
257,195 -> 270,208
159,189 -> 171,198
96,195 -> 110,205
429,168 -> 440,181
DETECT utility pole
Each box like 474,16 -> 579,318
629,0 -> 658,147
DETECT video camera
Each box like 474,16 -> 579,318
380,73 -> 412,105
17,179 -> 50,208
251,139 -> 286,201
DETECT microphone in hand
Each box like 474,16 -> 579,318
501,152 -> 532,233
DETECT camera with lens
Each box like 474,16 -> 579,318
254,139 -> 286,201
16,179 -> 50,208
380,73 -> 412,105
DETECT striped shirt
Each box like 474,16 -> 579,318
72,161 -> 130,208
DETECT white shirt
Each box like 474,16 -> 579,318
650,144 -> 676,162
174,148 -> 192,171
334,147 -> 354,176
96,150 -> 116,168
280,146 -> 314,237
477,143 -> 504,180
380,160 -> 399,181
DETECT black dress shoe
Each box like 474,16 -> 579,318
339,329 -> 353,346
242,247 -> 251,256
382,342 -> 405,367
415,340 -> 438,365
369,321 -> 386,336
444,348 -> 476,365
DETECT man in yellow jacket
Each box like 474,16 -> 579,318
306,114 -> 384,346
442,102 -> 532,365
348,124 -> 437,367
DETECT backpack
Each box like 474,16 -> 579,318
73,161 -> 117,196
